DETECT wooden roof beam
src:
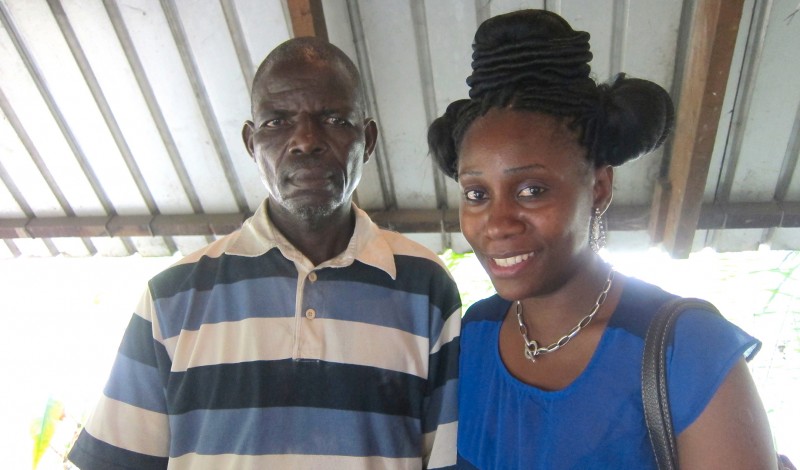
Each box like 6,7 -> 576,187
287,0 -> 328,40
3,203 -> 800,239
649,0 -> 745,258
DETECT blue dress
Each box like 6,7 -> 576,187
457,277 -> 760,470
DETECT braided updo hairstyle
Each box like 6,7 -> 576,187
428,9 -> 675,180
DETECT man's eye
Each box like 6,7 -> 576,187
464,189 -> 487,201
325,117 -> 350,127
263,118 -> 288,128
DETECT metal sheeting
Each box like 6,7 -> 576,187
0,0 -> 799,258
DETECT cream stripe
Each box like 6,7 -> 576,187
165,316 -> 429,377
134,289 -> 154,322
310,318 -> 428,377
84,396 -> 169,457
168,453 -> 422,470
166,317 -> 295,371
134,289 -> 167,343
423,420 -> 458,469
430,307 -> 461,355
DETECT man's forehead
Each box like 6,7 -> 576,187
255,65 -> 357,108
255,77 -> 355,110
262,74 -> 345,95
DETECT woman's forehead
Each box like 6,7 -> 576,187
462,109 -> 584,157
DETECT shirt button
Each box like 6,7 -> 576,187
305,308 -> 316,319
308,272 -> 318,282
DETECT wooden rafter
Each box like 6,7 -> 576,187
3,203 -> 800,239
649,0 -> 746,258
286,0 -> 328,40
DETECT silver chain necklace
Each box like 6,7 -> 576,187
516,267 -> 615,363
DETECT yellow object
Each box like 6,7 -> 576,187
29,398 -> 65,469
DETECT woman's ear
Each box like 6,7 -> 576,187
593,165 -> 614,212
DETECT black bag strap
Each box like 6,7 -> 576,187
642,297 -> 720,470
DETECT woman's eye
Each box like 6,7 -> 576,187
518,186 -> 545,198
464,189 -> 487,201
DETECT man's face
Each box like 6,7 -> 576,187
243,58 -> 376,224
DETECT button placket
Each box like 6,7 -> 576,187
305,272 -> 317,319
296,268 -> 322,360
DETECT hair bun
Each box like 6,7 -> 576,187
590,74 -> 675,166
428,99 -> 472,179
467,10 -> 594,100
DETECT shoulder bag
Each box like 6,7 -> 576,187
641,298 -> 796,470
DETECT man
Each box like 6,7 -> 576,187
68,37 -> 460,469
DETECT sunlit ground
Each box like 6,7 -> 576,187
1,248 -> 797,468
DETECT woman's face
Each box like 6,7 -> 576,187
458,108 -> 612,301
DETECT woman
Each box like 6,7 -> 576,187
428,9 -> 780,470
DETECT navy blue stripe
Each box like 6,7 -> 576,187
166,359 -> 426,417
169,407 -> 421,458
356,255 -> 462,322
149,249 -> 294,299
118,314 -> 159,367
117,313 -> 172,387
68,431 -> 167,470
428,337 -> 459,390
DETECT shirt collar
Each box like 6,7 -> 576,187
226,199 -> 397,280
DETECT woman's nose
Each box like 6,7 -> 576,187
485,200 -> 525,239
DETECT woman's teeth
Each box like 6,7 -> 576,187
493,252 -> 533,267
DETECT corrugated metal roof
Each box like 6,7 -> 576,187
1,0 -> 798,259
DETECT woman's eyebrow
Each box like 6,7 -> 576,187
505,164 -> 545,175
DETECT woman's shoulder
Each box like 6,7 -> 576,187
613,275 -> 744,339
609,275 -> 679,336
463,293 -> 511,326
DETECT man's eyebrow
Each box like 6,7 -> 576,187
321,106 -> 357,115
255,109 -> 292,122
258,107 -> 290,114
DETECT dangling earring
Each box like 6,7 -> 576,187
590,207 -> 607,253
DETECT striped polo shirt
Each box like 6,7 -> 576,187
69,200 -> 461,470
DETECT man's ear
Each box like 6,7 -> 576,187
363,119 -> 378,163
242,121 -> 256,159
593,165 -> 614,212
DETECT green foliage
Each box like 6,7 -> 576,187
439,250 -> 495,312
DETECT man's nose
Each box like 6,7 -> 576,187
289,117 -> 327,155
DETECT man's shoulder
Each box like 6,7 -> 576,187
156,231 -> 240,271
376,228 -> 449,271
148,229 -> 274,293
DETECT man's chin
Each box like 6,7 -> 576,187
285,199 -> 342,222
